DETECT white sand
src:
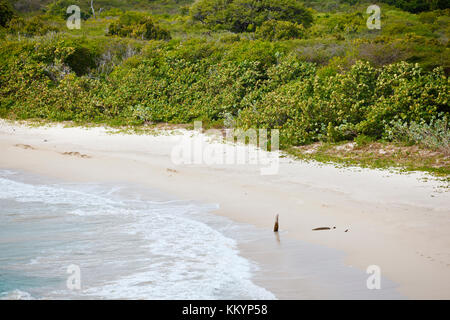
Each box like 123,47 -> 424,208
0,119 -> 449,299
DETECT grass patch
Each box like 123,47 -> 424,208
288,140 -> 450,177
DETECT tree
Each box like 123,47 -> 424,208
0,0 -> 14,27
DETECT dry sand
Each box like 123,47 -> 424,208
0,120 -> 449,299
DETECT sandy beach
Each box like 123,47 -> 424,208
0,119 -> 449,299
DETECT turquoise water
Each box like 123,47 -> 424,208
0,169 -> 274,300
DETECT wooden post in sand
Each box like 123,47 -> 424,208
273,214 -> 279,232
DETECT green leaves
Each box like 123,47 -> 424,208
236,59 -> 448,146
0,34 -> 448,148
0,0 -> 14,28
255,20 -> 306,41
190,0 -> 314,32
107,12 -> 171,40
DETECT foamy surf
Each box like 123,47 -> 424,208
0,289 -> 35,300
0,169 -> 275,300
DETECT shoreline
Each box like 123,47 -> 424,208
0,120 -> 449,299
0,167 -> 401,300
0,168 -> 276,300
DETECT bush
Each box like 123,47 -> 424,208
236,60 -> 448,146
255,20 -> 306,41
0,34 -> 448,149
7,16 -> 59,37
266,53 -> 316,85
46,0 -> 91,20
310,11 -> 365,37
190,0 -> 314,32
0,0 -> 14,27
381,0 -> 449,13
384,116 -> 450,154
107,12 -> 171,40
357,63 -> 449,137
219,33 -> 241,43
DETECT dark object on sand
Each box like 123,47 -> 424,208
345,229 -> 349,232
273,214 -> 279,232
312,227 -> 331,231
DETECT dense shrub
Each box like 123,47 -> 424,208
0,34 -> 448,149
381,0 -> 449,13
46,0 -> 91,20
384,116 -> 450,154
255,20 -> 306,41
219,33 -> 241,43
358,63 -> 449,136
236,60 -> 448,146
310,11 -> 365,38
0,0 -> 14,27
11,0 -> 43,13
0,1 -> 448,162
107,12 -> 171,40
418,9 -> 450,24
190,0 -> 314,32
7,16 -> 59,36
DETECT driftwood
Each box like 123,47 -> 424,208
312,227 -> 331,231
273,214 -> 279,232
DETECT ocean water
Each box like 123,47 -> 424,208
0,169 -> 275,300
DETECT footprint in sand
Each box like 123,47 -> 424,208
14,144 -> 35,150
60,152 -> 91,159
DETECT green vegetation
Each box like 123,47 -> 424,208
289,140 -> 450,176
190,0 -> 314,32
381,0 -> 449,13
11,0 -> 193,15
0,0 -> 14,27
7,15 -> 59,36
0,0 -> 449,174
46,0 -> 91,19
255,20 -> 306,40
107,12 -> 171,40
385,116 -> 449,154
